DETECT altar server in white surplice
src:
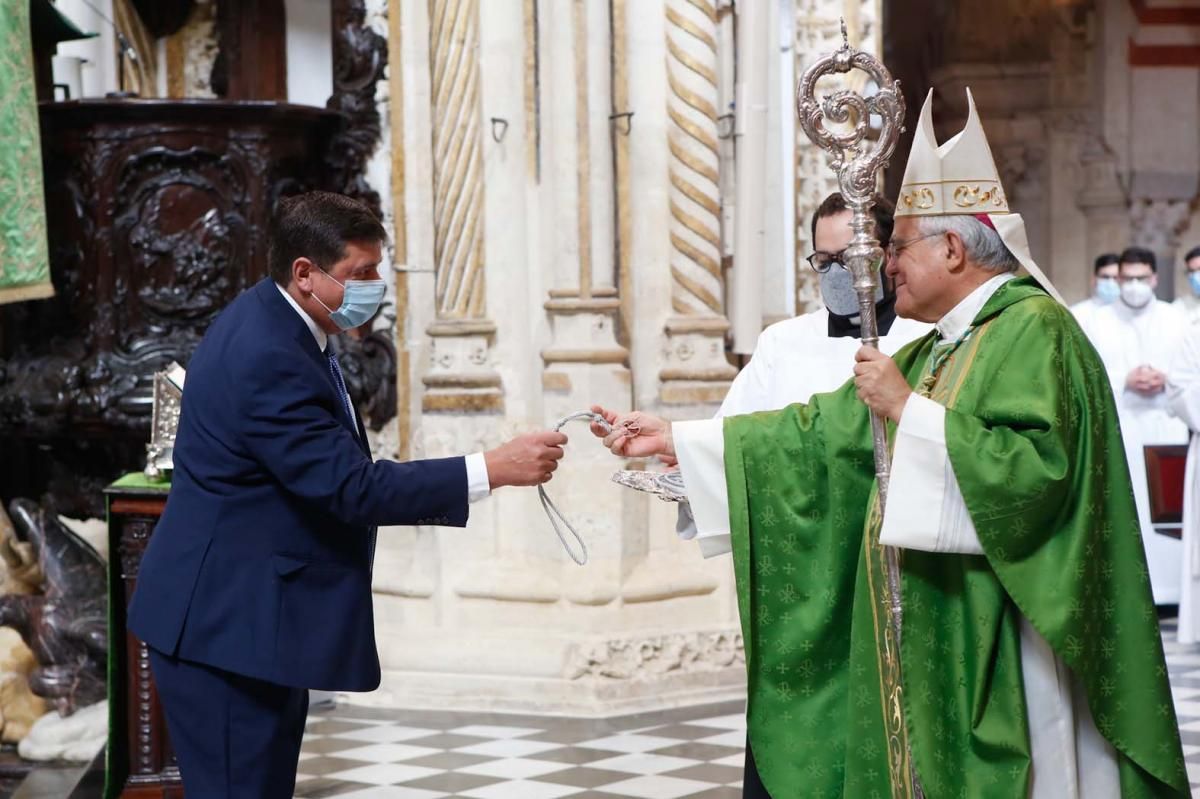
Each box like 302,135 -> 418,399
675,193 -> 931,552
1069,252 -> 1119,329
1082,246 -> 1189,605
1168,320 -> 1200,641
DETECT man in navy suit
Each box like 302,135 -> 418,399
128,192 -> 566,797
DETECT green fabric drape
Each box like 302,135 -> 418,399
724,278 -> 1188,798
0,1 -> 53,305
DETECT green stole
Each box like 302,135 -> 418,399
723,278 -> 1188,798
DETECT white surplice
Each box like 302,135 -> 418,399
1081,298 -> 1189,604
675,308 -> 932,554
1168,320 -> 1200,643
1069,296 -> 1112,332
1174,292 -> 1200,323
673,273 -> 1120,798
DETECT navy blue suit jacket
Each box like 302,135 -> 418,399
129,278 -> 469,691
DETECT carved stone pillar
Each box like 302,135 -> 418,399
421,0 -> 503,413
659,0 -> 735,405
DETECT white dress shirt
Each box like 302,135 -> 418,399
275,283 -> 491,503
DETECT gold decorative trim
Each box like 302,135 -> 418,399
541,348 -> 629,365
952,184 -> 1005,208
0,283 -> 54,305
421,392 -> 505,413
421,373 -> 504,389
900,187 -> 936,210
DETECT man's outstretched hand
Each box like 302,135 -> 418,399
588,405 -> 675,459
485,431 -> 567,488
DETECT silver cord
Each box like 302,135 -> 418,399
538,411 -> 613,565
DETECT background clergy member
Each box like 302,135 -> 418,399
1069,252 -> 1120,328
1175,245 -> 1200,322
1082,246 -> 1189,607
128,192 -> 568,798
1168,321 -> 1200,643
593,89 -> 1187,798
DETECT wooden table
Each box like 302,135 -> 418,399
105,475 -> 181,799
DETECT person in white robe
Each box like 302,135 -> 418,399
1175,245 -> 1200,322
1069,252 -> 1119,329
1168,319 -> 1200,642
1081,246 -> 1189,606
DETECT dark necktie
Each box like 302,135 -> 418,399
327,350 -> 375,568
326,351 -> 358,437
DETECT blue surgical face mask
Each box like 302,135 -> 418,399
1094,277 -> 1119,304
1188,271 -> 1200,298
313,269 -> 386,330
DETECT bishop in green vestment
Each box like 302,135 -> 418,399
592,90 -> 1188,799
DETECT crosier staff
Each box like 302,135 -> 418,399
796,21 -> 923,799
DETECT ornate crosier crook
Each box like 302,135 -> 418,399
797,21 -> 924,799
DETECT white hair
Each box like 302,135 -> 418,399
916,215 -> 1020,273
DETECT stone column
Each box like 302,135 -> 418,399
659,0 -> 736,406
421,0 -> 504,413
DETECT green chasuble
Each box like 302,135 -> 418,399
0,1 -> 53,305
724,278 -> 1188,798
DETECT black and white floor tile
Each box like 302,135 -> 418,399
297,621 -> 1200,798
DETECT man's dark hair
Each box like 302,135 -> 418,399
268,191 -> 388,285
1185,245 -> 1200,263
1119,246 -> 1157,273
810,192 -> 895,249
1093,253 -> 1119,273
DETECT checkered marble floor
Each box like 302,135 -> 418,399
1161,618 -> 1200,795
297,621 -> 1200,798
296,700 -> 747,798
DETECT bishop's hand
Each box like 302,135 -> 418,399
589,405 -> 675,459
853,346 -> 912,423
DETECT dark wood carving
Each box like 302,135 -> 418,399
0,500 -> 108,716
106,484 -> 182,798
0,100 -> 339,519
212,0 -> 288,101
327,0 -> 388,217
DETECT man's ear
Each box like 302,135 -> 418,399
944,231 -> 967,272
292,257 -> 316,293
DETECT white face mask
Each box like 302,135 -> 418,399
1120,279 -> 1154,309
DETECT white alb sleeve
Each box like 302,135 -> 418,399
673,419 -> 732,557
879,394 -> 984,555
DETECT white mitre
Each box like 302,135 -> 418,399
895,88 -> 1064,304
